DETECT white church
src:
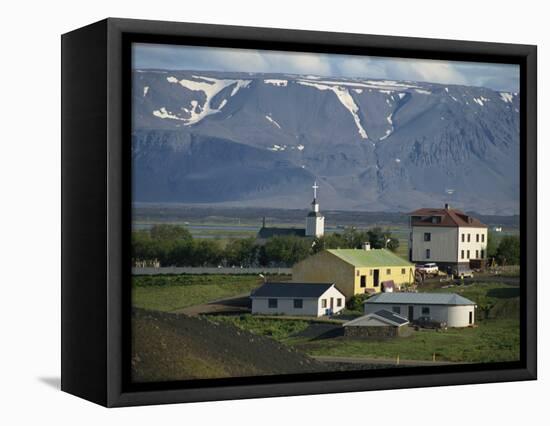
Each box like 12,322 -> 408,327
257,181 -> 325,241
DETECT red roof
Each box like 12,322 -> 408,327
408,207 -> 487,228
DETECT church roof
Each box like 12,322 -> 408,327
257,227 -> 306,239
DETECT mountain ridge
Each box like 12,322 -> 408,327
132,70 -> 520,214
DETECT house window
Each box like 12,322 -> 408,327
481,249 -> 485,259
268,299 -> 278,309
356,270 -> 360,277
476,250 -> 479,259
467,250 -> 470,259
476,234 -> 480,242
386,268 -> 391,275
426,249 -> 431,259
392,306 -> 401,314
482,234 -> 485,243
321,299 -> 327,308
461,233 -> 465,242
293,299 -> 303,309
401,268 -> 406,274
360,275 -> 366,288
424,232 -> 431,242
422,306 -> 430,315
461,250 -> 465,259
337,298 -> 342,307
467,234 -> 471,242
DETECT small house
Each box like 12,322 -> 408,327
343,309 -> 409,337
250,282 -> 345,317
292,248 -> 415,299
363,292 -> 477,327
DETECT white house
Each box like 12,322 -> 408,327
250,282 -> 344,317
408,204 -> 488,273
363,292 -> 477,327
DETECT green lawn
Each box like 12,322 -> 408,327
211,315 -> 311,342
295,319 -> 519,363
132,274 -> 268,312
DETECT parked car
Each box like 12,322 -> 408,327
454,265 -> 474,279
413,316 -> 448,330
416,262 -> 439,275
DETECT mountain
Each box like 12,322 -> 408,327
132,70 -> 520,215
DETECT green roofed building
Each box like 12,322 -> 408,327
292,247 -> 415,299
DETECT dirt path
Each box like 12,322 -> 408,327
174,293 -> 252,316
312,355 -> 466,366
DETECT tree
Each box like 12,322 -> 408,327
386,237 -> 400,252
149,224 -> 192,242
486,231 -> 499,259
263,236 -> 311,266
495,235 -> 520,265
366,227 -> 390,249
224,238 -> 259,267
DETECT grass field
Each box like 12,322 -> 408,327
210,281 -> 520,364
132,274 -> 269,312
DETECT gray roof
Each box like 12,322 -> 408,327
257,227 -> 306,239
251,282 -> 336,299
343,309 -> 409,327
373,309 -> 409,325
364,292 -> 476,306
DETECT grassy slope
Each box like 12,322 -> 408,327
132,274 -> 266,312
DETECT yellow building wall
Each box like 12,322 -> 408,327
353,265 -> 415,293
292,251 -> 356,298
293,252 -> 415,299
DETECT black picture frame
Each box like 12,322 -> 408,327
61,17 -> 537,407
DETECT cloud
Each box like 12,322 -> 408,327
133,43 -> 519,92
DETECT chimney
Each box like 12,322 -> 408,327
445,203 -> 450,210
362,242 -> 371,251
262,216 -> 266,228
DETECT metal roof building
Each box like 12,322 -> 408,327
363,292 -> 477,327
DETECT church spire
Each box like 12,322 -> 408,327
305,180 -> 325,237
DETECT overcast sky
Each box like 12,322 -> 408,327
133,43 -> 519,92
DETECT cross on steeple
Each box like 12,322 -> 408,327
312,181 -> 319,200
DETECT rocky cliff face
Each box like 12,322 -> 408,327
132,70 -> 520,214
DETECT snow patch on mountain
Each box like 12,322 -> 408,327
297,80 -> 368,139
265,114 -> 281,129
264,79 -> 288,87
500,92 -> 514,103
162,75 -> 251,125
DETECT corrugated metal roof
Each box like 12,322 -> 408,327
251,282 -> 337,299
327,248 -> 414,267
364,292 -> 476,305
343,309 -> 409,327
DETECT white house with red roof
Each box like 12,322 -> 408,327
407,204 -> 488,273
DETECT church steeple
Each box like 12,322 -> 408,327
311,181 -> 320,213
305,181 -> 325,237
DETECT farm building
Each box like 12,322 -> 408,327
250,282 -> 345,317
292,247 -> 415,299
343,309 -> 409,337
363,292 -> 477,327
408,204 -> 488,273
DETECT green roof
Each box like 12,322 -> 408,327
327,249 -> 413,268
